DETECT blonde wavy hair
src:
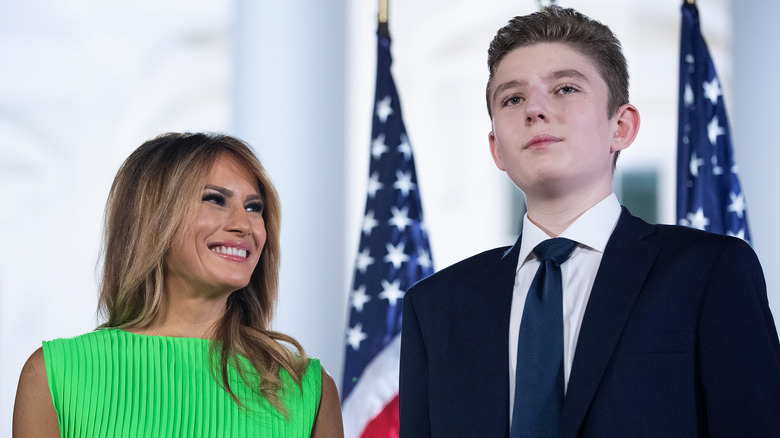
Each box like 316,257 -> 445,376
97,132 -> 307,414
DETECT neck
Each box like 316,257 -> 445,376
525,187 -> 612,237
133,287 -> 230,339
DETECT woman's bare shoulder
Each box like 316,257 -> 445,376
311,367 -> 344,438
13,347 -> 60,437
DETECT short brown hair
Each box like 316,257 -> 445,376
486,6 -> 629,119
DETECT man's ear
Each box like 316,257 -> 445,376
488,131 -> 506,171
610,104 -> 640,153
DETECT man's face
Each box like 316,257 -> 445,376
488,42 -> 621,202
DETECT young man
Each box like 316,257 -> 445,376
400,6 -> 780,437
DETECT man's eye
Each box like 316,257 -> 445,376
558,85 -> 578,94
202,193 -> 225,206
504,96 -> 523,106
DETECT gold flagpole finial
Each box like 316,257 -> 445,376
537,0 -> 557,11
379,0 -> 389,24
686,0 -> 697,5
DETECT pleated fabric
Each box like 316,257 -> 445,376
42,329 -> 321,437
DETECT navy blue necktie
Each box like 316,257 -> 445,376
510,237 -> 578,438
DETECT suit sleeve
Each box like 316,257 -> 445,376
399,286 -> 431,438
698,240 -> 780,435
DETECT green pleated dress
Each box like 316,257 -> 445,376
42,329 -> 321,437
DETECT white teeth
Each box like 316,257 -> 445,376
211,246 -> 248,258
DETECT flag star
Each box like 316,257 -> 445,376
362,210 -> 380,235
685,54 -> 695,73
389,206 -> 412,231
398,134 -> 412,160
707,115 -> 726,145
417,248 -> 432,269
727,192 -> 747,218
711,155 -> 723,175
702,77 -> 722,105
350,285 -> 371,312
385,242 -> 410,269
686,208 -> 710,230
346,323 -> 368,350
379,279 -> 405,306
367,172 -> 384,198
376,95 -> 393,123
727,228 -> 746,241
690,152 -> 704,177
393,170 -> 416,196
372,134 -> 389,159
684,83 -> 694,107
355,247 -> 375,274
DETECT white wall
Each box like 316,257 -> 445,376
0,1 -> 233,432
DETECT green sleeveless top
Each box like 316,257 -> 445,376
42,329 -> 321,437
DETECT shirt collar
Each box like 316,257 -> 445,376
517,193 -> 621,269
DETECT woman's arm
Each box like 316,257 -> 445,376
13,347 -> 60,438
311,368 -> 344,437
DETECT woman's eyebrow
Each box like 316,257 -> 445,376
204,185 -> 233,197
205,184 -> 262,202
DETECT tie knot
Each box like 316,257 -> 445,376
533,237 -> 578,265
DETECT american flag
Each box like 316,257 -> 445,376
677,1 -> 751,244
341,25 -> 434,437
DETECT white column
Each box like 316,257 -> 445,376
232,0 -> 348,385
733,0 -> 780,328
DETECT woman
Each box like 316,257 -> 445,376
13,132 -> 343,437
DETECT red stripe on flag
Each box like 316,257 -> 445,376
360,394 -> 399,438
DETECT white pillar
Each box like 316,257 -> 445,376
232,0 -> 348,384
733,0 -> 780,328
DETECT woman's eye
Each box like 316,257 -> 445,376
202,193 -> 225,206
245,201 -> 264,213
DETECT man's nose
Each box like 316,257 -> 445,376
524,89 -> 549,124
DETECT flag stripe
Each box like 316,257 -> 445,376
342,334 -> 400,437
361,394 -> 400,438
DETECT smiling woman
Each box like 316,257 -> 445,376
12,133 -> 343,437
164,154 -> 268,303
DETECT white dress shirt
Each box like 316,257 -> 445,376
508,194 -> 622,420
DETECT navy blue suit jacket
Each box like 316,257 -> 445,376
400,208 -> 780,437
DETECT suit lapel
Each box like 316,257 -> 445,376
562,209 -> 660,437
463,236 -> 522,435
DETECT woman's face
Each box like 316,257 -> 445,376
165,153 -> 266,299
